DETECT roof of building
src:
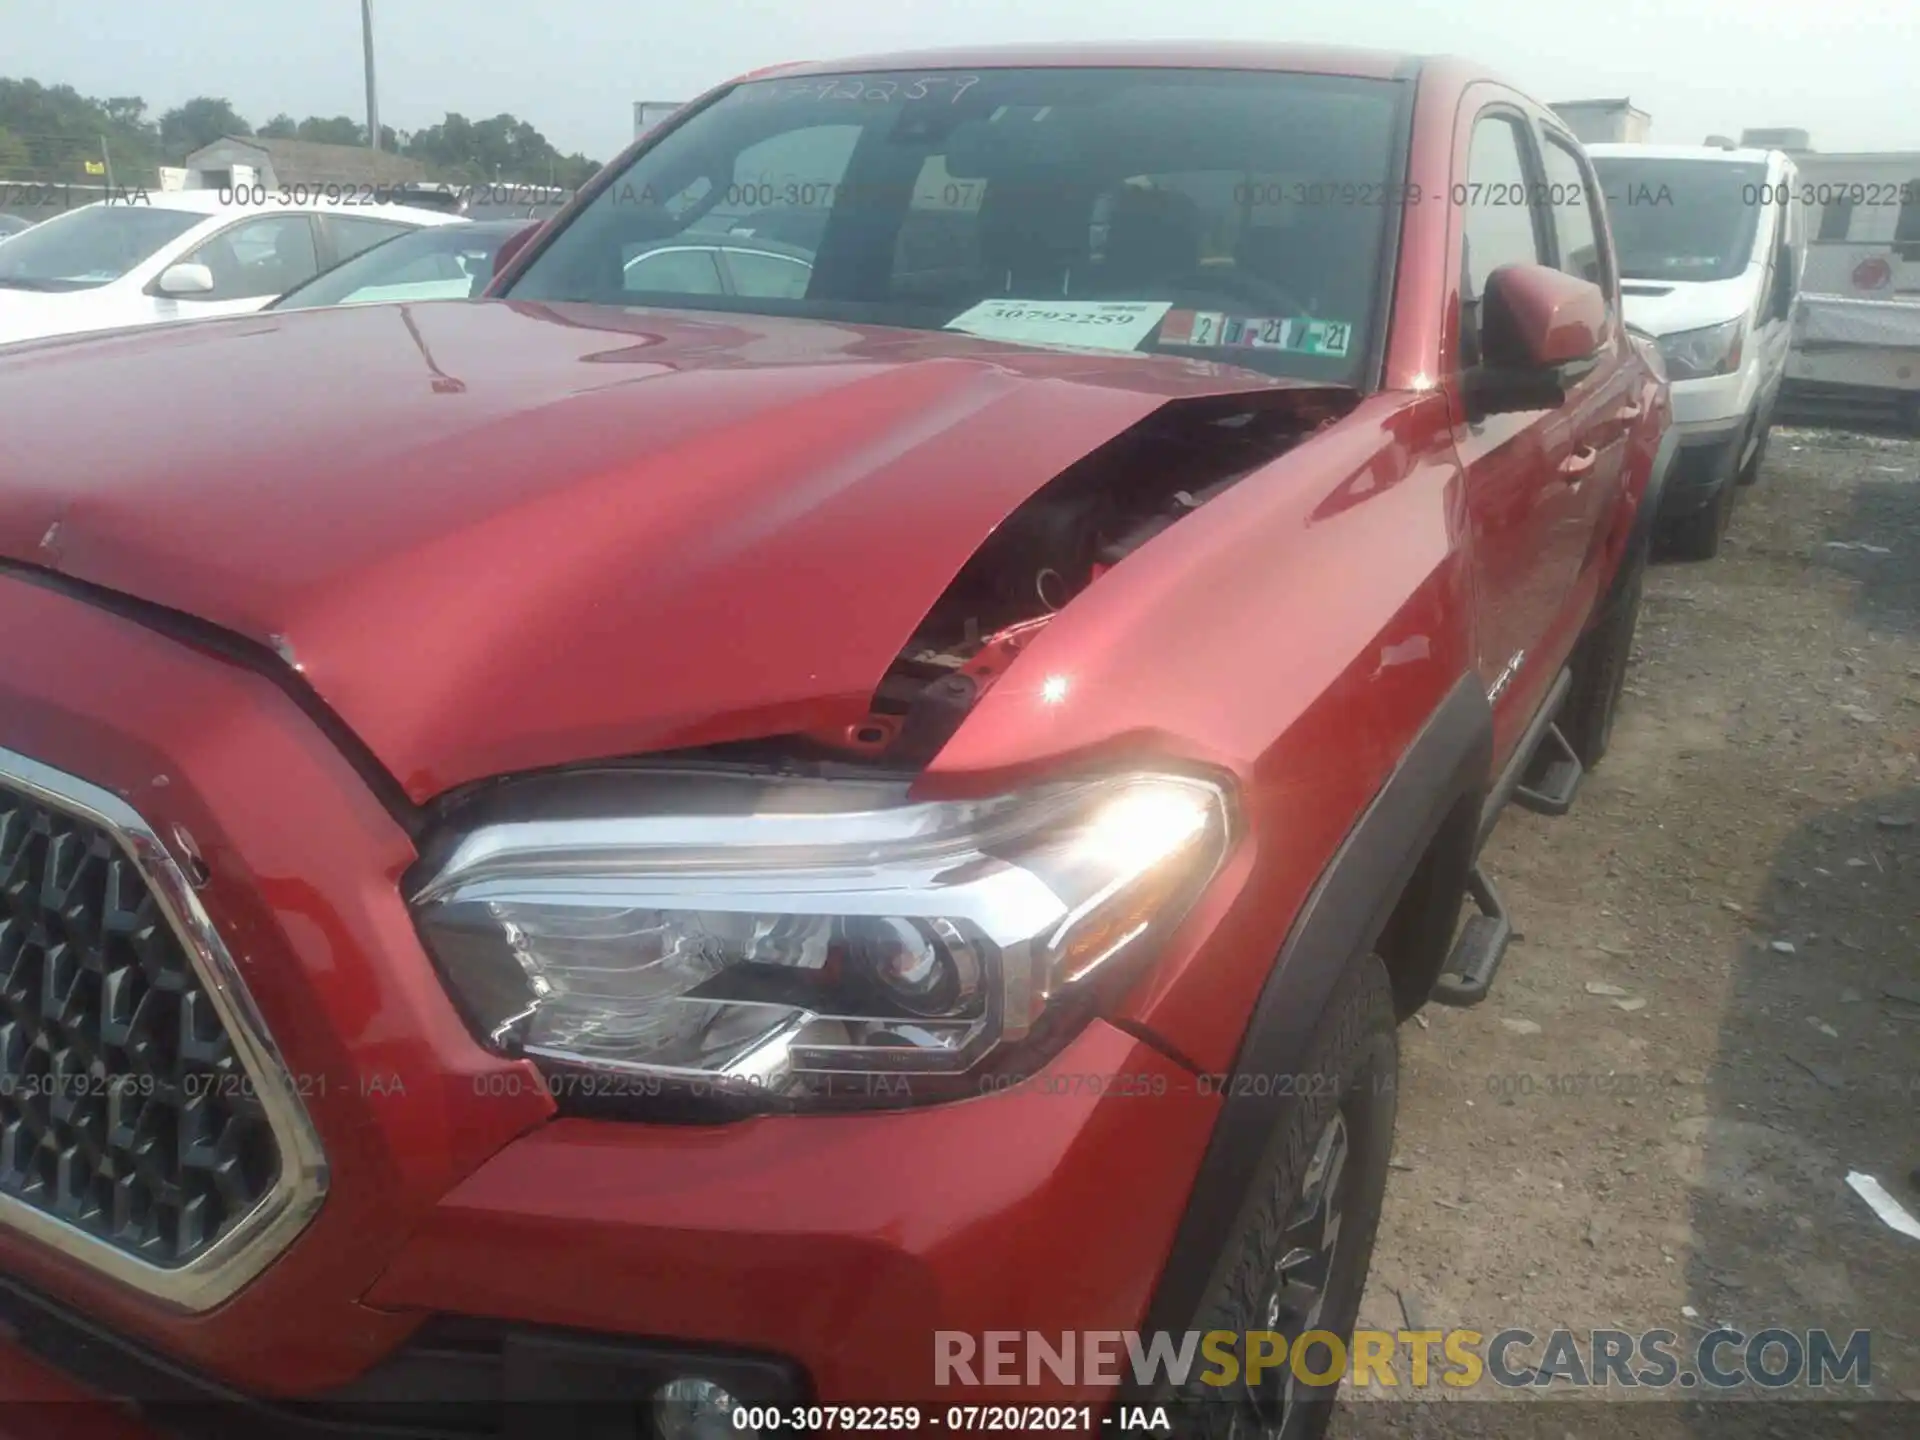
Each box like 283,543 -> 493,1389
188,135 -> 430,186
1553,98 -> 1648,113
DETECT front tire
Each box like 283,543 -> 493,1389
1736,416 -> 1771,486
1174,955 -> 1398,1440
1657,473 -> 1734,561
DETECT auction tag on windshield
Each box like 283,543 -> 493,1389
1161,311 -> 1353,358
945,299 -> 1172,352
1291,318 -> 1354,357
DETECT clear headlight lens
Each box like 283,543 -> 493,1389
410,768 -> 1231,1111
1655,318 -> 1744,380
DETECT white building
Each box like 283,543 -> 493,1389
1550,99 -> 1652,145
179,136 -> 429,192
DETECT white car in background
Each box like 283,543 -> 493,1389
0,190 -> 462,346
267,218 -> 533,310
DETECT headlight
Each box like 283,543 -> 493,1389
410,767 -> 1231,1113
1655,318 -> 1744,380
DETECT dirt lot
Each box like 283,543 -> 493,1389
1331,424 -> 1920,1439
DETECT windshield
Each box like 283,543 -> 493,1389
1590,157 -> 1769,283
0,203 -> 204,291
270,221 -> 525,310
507,67 -> 1408,384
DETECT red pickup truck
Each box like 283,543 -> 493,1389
0,43 -> 1670,1440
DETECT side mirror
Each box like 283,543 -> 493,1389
156,262 -> 215,296
1465,263 -> 1607,419
485,222 -> 542,292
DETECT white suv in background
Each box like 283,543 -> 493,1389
0,191 -> 463,347
1587,143 -> 1806,559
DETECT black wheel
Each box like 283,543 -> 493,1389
1560,540 -> 1646,770
1657,474 -> 1734,561
1737,416 -> 1771,486
1174,956 -> 1398,1440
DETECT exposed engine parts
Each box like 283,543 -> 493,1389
805,386 -> 1354,764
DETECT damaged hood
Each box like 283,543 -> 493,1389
0,299 -> 1326,801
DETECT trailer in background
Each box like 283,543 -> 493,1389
1778,143 -> 1920,429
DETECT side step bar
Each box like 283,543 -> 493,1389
1478,666 -> 1573,848
1513,722 -> 1583,816
1433,666 -> 1581,1009
1429,864 -> 1512,1007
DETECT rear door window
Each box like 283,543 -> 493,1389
321,214 -> 418,265
624,246 -> 726,294
721,248 -> 812,298
181,215 -> 320,300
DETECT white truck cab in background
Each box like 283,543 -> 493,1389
1587,143 -> 1806,559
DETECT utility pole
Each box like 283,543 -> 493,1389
361,0 -> 381,151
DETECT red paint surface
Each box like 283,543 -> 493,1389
0,305 -> 1316,800
1491,265 -> 1610,367
1853,255 -> 1893,291
0,43 -> 1669,1409
365,1022 -> 1215,1403
0,1342 -> 157,1438
0,579 -> 549,1390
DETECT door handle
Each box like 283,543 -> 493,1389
1558,445 -> 1598,481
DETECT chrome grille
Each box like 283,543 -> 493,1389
0,749 -> 326,1310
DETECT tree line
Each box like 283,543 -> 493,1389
0,78 -> 604,188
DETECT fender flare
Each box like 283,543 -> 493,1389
1122,672 -> 1492,1363
1618,423 -> 1680,590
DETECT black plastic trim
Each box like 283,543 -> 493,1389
1622,422 -> 1680,570
0,1273 -> 808,1438
0,560 -> 424,840
1674,413 -> 1748,447
1357,62 -> 1423,395
1119,670 -> 1491,1389
1427,861 -> 1513,1007
1658,424 -> 1744,518
1479,665 -> 1572,847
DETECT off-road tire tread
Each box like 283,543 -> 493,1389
1171,955 -> 1398,1440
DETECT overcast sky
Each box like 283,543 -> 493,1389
11,0 -> 1915,161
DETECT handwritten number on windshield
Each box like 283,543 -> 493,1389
751,76 -> 982,104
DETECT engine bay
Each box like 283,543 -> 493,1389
802,386 -> 1356,765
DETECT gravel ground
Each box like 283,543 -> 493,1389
1329,424 -> 1920,1440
